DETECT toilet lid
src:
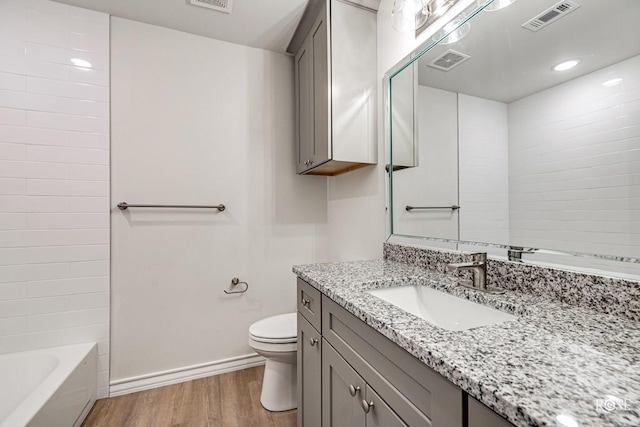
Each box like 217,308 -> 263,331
249,312 -> 297,341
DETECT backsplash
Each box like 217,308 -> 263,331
384,243 -> 640,322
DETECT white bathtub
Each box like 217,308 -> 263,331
0,343 -> 97,427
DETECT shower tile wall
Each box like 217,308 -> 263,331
509,55 -> 640,261
0,0 -> 110,398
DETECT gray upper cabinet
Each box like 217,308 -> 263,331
289,0 -> 377,176
295,41 -> 312,174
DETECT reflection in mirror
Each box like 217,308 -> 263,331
388,0 -> 640,276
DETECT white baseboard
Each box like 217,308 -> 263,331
109,353 -> 265,397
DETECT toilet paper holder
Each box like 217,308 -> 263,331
224,277 -> 249,294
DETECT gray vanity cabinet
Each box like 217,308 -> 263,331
322,295 -> 461,427
322,341 -> 408,427
322,342 -> 366,427
468,396 -> 514,427
298,278 -> 323,427
299,314 -> 322,427
297,277 -> 513,427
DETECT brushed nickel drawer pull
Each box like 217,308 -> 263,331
310,338 -> 318,346
361,400 -> 374,413
349,384 -> 360,397
301,298 -> 311,308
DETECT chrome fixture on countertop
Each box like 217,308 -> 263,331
447,252 -> 505,294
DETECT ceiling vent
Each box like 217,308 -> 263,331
522,1 -> 580,32
427,49 -> 470,72
189,0 -> 233,13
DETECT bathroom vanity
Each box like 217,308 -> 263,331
294,248 -> 640,427
296,275 -> 513,426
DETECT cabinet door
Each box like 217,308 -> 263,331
468,396 -> 514,427
310,10 -> 330,167
295,38 -> 312,173
322,341 -> 366,427
298,314 -> 322,427
364,386 -> 408,427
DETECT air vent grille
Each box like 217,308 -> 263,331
189,0 -> 233,13
428,49 -> 471,72
522,1 -> 579,32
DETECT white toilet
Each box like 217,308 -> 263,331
248,312 -> 297,412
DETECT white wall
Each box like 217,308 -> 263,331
0,0 -> 110,398
509,55 -> 640,260
458,94 -> 509,245
392,85 -> 459,239
324,0 -> 477,261
110,18 -> 328,388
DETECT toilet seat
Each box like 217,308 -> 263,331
249,335 -> 296,344
249,313 -> 297,344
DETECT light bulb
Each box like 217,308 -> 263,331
392,0 -> 428,32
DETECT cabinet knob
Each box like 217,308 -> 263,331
301,298 -> 310,308
348,384 -> 360,397
361,400 -> 374,413
309,338 -> 318,346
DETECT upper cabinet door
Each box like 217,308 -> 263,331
296,38 -> 313,174
291,0 -> 377,176
310,11 -> 330,167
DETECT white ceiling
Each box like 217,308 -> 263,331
52,0 -> 309,53
415,0 -> 640,103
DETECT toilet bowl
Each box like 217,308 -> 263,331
248,312 -> 297,412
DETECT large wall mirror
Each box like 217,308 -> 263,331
386,0 -> 640,277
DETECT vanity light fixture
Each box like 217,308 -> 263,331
392,0 -> 428,32
437,19 -> 471,44
482,0 -> 517,11
393,0 -> 463,33
552,59 -> 580,71
70,58 -> 92,68
602,78 -> 623,87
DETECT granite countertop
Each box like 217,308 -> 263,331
293,259 -> 640,427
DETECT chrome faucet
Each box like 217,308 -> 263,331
447,252 -> 487,290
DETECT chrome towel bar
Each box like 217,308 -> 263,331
117,202 -> 226,212
405,205 -> 460,212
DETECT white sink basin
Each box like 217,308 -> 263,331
367,285 -> 516,331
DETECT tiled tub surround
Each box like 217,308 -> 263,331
384,243 -> 640,322
293,258 -> 640,427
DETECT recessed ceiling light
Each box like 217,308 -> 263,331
70,58 -> 92,68
552,59 -> 580,71
483,0 -> 517,12
602,78 -> 623,87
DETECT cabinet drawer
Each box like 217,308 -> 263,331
468,396 -> 514,427
322,295 -> 463,427
298,278 -> 322,332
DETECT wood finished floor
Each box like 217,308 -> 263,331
82,366 -> 297,427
